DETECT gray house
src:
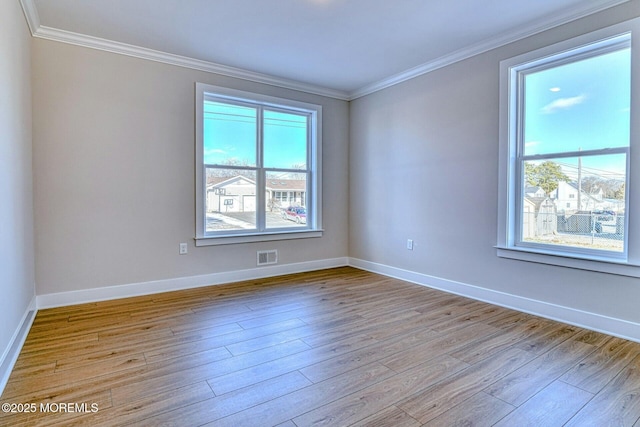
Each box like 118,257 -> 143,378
207,176 -> 306,213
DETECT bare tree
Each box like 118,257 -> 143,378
206,159 -> 256,180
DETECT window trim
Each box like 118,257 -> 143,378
195,83 -> 323,246
497,18 -> 640,277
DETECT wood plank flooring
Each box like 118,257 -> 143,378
2,266 -> 640,426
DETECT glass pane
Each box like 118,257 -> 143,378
205,168 -> 257,232
523,47 -> 630,156
263,110 -> 308,170
265,171 -> 308,229
203,101 -> 257,166
521,154 -> 626,252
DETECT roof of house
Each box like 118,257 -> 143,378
525,186 -> 543,194
266,179 -> 306,191
207,176 -> 306,191
524,196 -> 554,210
561,181 -> 602,202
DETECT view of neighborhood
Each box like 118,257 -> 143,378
202,99 -> 312,234
516,44 -> 629,254
522,160 -> 625,252
205,169 -> 308,232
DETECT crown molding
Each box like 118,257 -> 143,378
21,0 -> 629,101
349,0 -> 631,100
19,0 -> 40,35
32,25 -> 350,100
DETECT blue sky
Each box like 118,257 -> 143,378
523,46 -> 630,180
203,101 -> 308,171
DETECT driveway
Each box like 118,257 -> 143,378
206,211 -> 304,231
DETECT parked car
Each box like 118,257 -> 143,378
282,206 -> 307,224
593,210 -> 616,233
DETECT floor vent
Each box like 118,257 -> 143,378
257,250 -> 278,266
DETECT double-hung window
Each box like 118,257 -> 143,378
195,83 -> 322,245
497,19 -> 640,276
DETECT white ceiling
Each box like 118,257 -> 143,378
24,0 -> 627,99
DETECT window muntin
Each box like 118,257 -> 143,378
196,84 -> 321,243
502,31 -> 632,263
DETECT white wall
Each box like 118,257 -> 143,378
349,2 -> 640,330
0,0 -> 36,370
32,39 -> 349,296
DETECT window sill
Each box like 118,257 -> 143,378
195,229 -> 323,246
496,245 -> 640,278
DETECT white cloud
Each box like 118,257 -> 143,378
525,141 -> 540,149
541,94 -> 586,114
204,148 -> 227,155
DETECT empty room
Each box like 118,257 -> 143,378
3,0 -> 640,425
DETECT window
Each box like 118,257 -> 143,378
497,20 -> 640,276
195,84 -> 322,245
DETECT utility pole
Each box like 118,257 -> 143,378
577,147 -> 582,211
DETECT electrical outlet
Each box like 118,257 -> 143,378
407,239 -> 414,250
179,243 -> 188,255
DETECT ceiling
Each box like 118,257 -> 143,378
23,0 -> 627,99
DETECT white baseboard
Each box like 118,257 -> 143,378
0,296 -> 37,396
348,257 -> 640,343
36,257 -> 349,309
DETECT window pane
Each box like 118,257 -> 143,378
523,47 -> 630,156
521,154 -> 626,252
265,171 -> 308,229
203,101 -> 257,166
263,110 -> 308,169
205,168 -> 257,232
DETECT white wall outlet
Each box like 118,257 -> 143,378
179,243 -> 188,255
407,239 -> 414,250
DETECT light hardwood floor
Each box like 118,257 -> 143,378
2,267 -> 640,426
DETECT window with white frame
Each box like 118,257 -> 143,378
497,20 -> 640,276
195,83 -> 322,245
